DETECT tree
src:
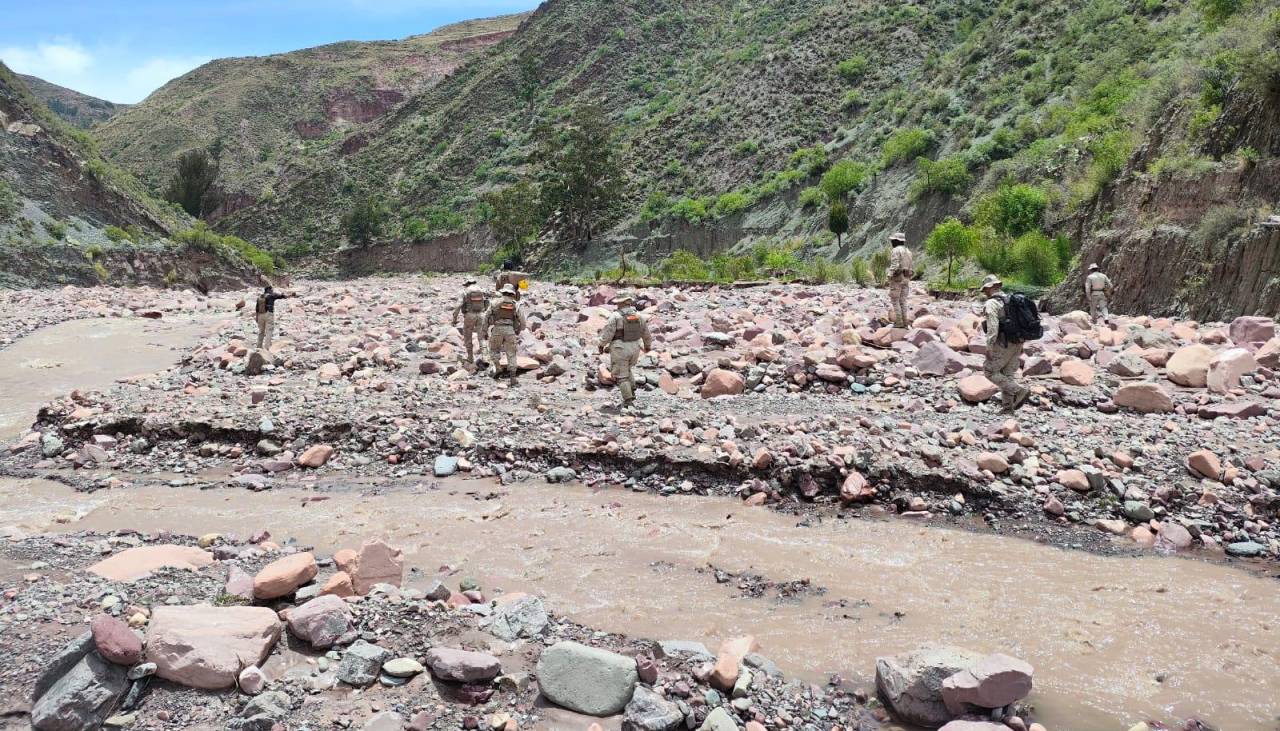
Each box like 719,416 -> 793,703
484,181 -> 543,253
163,149 -> 221,218
516,53 -> 541,111
911,156 -> 973,199
533,104 -> 622,242
343,196 -> 386,246
974,183 -> 1047,238
828,200 -> 849,247
0,179 -> 16,222
925,217 -> 980,288
820,160 -> 869,200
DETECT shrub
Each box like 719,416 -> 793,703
761,245 -> 800,276
1011,232 -> 1062,286
657,249 -> 710,280
713,191 -> 753,217
670,196 -> 712,224
799,186 -> 825,208
0,179 -> 16,222
976,234 -> 1015,276
1087,130 -> 1133,187
911,157 -> 973,199
850,256 -> 870,285
837,55 -> 869,82
343,196 -> 387,246
104,225 -> 133,243
1192,206 -> 1250,249
733,140 -> 760,157
640,191 -> 672,223
221,235 -> 276,275
828,200 -> 850,246
881,128 -> 932,167
83,243 -> 104,261
43,219 -> 67,240
974,184 -> 1048,238
870,248 -> 891,284
925,217 -> 980,287
1194,0 -> 1243,27
820,160 -> 869,200
789,146 -> 828,176
402,218 -> 429,241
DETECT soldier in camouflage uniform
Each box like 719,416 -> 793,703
887,232 -> 914,328
484,284 -> 526,380
598,295 -> 653,408
451,277 -> 489,367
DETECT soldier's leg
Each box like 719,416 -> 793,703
262,314 -> 274,350
256,314 -> 267,349
504,335 -> 517,376
984,346 -> 1019,408
893,281 -> 908,327
489,333 -> 503,374
626,346 -> 641,402
461,323 -> 475,363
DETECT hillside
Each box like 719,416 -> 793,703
0,63 -> 264,289
95,13 -> 528,220
17,73 -> 128,128
212,0 -> 1278,319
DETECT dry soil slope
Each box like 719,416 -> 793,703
95,13 -> 528,217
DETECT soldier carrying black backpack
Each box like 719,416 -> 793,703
980,275 -> 1040,412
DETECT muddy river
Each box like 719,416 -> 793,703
1,477 -> 1275,730
0,317 -> 216,440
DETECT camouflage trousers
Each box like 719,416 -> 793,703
1089,293 -> 1110,321
489,327 -> 518,374
984,340 -> 1028,408
889,275 -> 910,327
256,313 -> 274,350
609,340 -> 642,403
459,313 -> 484,363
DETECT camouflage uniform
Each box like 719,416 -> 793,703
484,287 -> 526,377
983,288 -> 1030,411
599,301 -> 653,405
452,282 -> 490,364
1084,270 -> 1112,321
888,242 -> 914,328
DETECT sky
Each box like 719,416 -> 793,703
0,0 -> 541,104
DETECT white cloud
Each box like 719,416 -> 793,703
0,38 -> 208,103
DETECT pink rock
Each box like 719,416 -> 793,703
1043,495 -> 1065,516
941,653 -> 1034,714
1229,316 -> 1275,347
320,571 -> 355,598
1206,348 -> 1258,394
238,665 -> 266,695
1113,382 -> 1174,413
914,341 -> 966,376
145,605 -> 281,690
348,538 -> 404,595
711,636 -> 759,691
225,566 -> 254,601
91,614 -> 143,665
253,552 -> 318,599
839,471 -> 874,503
1156,522 -> 1193,550
89,545 -> 214,582
752,448 -> 773,470
701,369 -> 745,399
1256,338 -> 1280,368
425,647 -> 502,682
976,452 -> 1009,474
1056,469 -> 1091,493
1187,450 -> 1221,480
1059,358 -> 1095,386
1167,345 -> 1214,387
957,375 -> 998,403
297,444 -> 334,468
285,594 -> 354,649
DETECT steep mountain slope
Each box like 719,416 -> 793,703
0,64 -> 262,289
17,74 -> 128,128
96,13 -> 527,219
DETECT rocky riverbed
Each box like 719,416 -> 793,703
1,275 -> 1277,731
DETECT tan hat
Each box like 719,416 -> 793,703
463,277 -> 478,285
613,295 -> 634,306
1088,263 -> 1100,271
980,274 -> 1003,291
499,284 -> 517,295
890,232 -> 907,243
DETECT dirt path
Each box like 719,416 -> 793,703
3,476 -> 1276,730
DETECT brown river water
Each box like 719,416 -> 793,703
1,317 -> 1277,730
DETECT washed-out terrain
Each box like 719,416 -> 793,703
1,277 -> 1277,731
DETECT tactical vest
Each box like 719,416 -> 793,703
255,296 -> 268,315
620,313 -> 643,342
465,291 -> 487,313
493,300 -> 517,324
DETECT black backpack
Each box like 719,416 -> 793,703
999,293 -> 1043,343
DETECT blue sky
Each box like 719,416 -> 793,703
0,0 -> 541,104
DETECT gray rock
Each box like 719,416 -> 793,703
545,466 -> 577,484
536,641 -> 639,716
433,455 -> 458,477
338,640 -> 392,687
622,686 -> 684,731
490,595 -> 549,641
41,434 -> 65,458
875,646 -> 981,728
241,691 -> 291,719
657,640 -> 713,660
126,663 -> 156,681
1226,541 -> 1266,558
361,711 -> 405,731
1123,501 -> 1154,522
31,652 -> 129,731
33,631 -> 94,703
423,580 -> 451,601
743,653 -> 781,678
424,647 -> 501,683
381,658 -> 424,678
697,707 -> 737,731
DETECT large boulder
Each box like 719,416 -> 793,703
285,594 -> 354,649
145,605 -> 281,689
424,647 -> 502,683
957,375 -> 999,404
1256,338 -> 1280,368
623,686 -> 684,731
33,632 -> 95,704
88,545 -> 213,582
941,653 -> 1034,714
1206,348 -> 1258,394
536,641 -> 639,716
701,369 -> 745,399
346,539 -> 404,595
1113,382 -> 1174,413
913,342 -> 966,376
1229,316 -> 1275,347
30,652 -> 128,731
875,646 -> 982,728
1058,359 -> 1095,386
253,552 -> 317,600
1166,344 -> 1213,387
490,595 -> 549,641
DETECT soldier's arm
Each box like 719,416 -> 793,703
984,300 -> 1001,339
598,316 -> 617,351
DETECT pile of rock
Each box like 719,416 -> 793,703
876,646 -> 1037,729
